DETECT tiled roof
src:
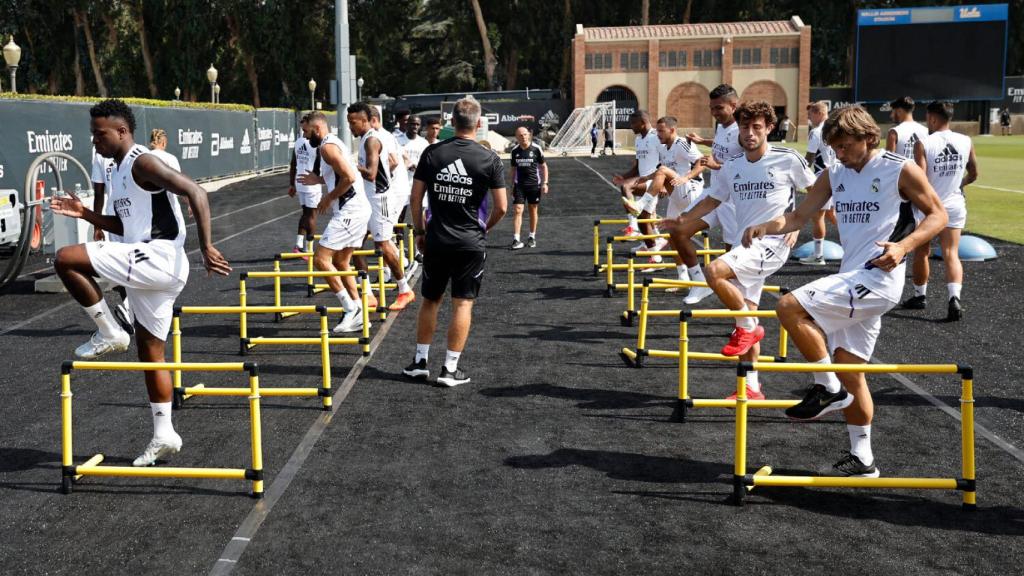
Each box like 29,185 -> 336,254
582,20 -> 801,41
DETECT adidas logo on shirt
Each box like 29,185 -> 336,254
437,158 -> 474,185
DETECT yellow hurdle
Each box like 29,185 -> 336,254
238,271 -> 373,355
172,305 -> 341,410
591,218 -> 662,275
602,233 -> 719,297
60,360 -> 264,498
615,253 -> 727,322
730,361 -> 975,509
275,247 -> 377,299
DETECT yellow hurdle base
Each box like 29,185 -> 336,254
734,468 -> 974,507
63,455 -> 263,498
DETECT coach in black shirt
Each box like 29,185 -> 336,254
403,96 -> 507,387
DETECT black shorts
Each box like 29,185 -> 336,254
512,185 -> 542,205
421,249 -> 486,300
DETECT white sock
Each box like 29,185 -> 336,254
397,277 -> 411,294
811,356 -> 842,394
947,283 -> 962,300
296,234 -> 306,250
529,232 -> 535,239
676,264 -> 688,280
83,300 -> 121,339
151,401 -> 175,439
628,215 -> 638,228
735,304 -> 756,331
914,283 -> 928,297
847,424 -> 873,466
444,349 -> 461,372
336,290 -> 357,313
513,234 -> 520,242
747,370 -> 761,393
813,239 -> 824,258
687,265 -> 705,282
415,343 -> 430,363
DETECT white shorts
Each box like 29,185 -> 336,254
821,197 -> 834,211
319,210 -> 371,251
368,193 -> 399,242
719,236 -> 790,305
85,240 -> 187,340
790,269 -> 898,361
914,197 -> 966,230
296,186 -> 322,209
666,185 -> 698,219
701,198 -> 737,246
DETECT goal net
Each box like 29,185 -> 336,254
548,101 -> 616,156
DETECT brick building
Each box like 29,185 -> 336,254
572,18 -> 811,138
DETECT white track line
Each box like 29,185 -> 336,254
574,158 -> 620,192
972,184 -> 1024,195
578,156 -> 1024,465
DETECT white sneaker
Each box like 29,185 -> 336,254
640,255 -> 663,273
333,310 -> 368,333
405,260 -> 419,275
652,237 -> 669,252
683,285 -> 714,305
383,266 -> 393,283
113,302 -> 135,335
799,254 -> 827,266
132,433 -> 183,467
74,330 -> 131,359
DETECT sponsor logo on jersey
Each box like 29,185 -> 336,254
437,159 -> 473,185
870,178 -> 880,193
434,159 -> 475,204
835,198 -> 881,224
835,183 -> 846,194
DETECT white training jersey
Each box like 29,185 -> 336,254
806,124 -> 836,175
293,136 -> 320,194
399,134 -> 429,182
658,136 -> 703,175
710,146 -> 815,239
358,128 -> 393,196
378,128 -> 409,195
712,122 -> 742,163
634,128 -> 660,177
108,145 -> 186,248
922,129 -> 972,204
148,148 -> 181,173
91,148 -> 113,185
829,150 -> 915,302
890,121 -> 929,160
320,133 -> 370,218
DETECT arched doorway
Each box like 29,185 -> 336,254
665,82 -> 710,131
741,80 -> 789,140
597,85 -> 639,128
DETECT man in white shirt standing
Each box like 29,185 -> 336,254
289,115 -> 322,256
662,101 -> 813,400
903,101 -> 978,321
612,110 -> 664,256
148,129 -> 181,172
800,101 -> 837,266
886,96 -> 928,160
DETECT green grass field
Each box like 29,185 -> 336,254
783,134 -> 1024,244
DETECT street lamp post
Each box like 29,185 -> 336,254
174,86 -> 181,101
214,83 -> 221,104
206,63 -> 218,103
3,35 -> 21,94
357,77 -> 364,102
308,78 -> 317,111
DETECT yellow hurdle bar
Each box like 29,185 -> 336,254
620,275 -> 783,325
731,362 -> 976,508
246,337 -> 361,345
61,361 -> 264,497
592,218 -> 662,274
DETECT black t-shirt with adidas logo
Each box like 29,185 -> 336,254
414,137 -> 506,251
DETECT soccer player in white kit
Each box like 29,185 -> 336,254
743,106 -> 947,477
298,111 -> 373,333
148,128 -> 181,172
639,116 -> 702,281
662,101 -> 813,400
354,103 -> 416,311
289,114 -> 322,255
800,101 -> 838,266
886,96 -> 929,160
904,101 -> 978,321
51,99 -> 232,467
611,110 -> 663,256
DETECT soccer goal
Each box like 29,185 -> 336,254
548,101 -> 616,156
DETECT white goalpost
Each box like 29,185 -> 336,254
548,101 -> 616,156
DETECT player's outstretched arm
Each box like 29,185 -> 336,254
133,154 -> 231,276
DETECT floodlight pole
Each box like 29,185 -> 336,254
335,0 -> 352,144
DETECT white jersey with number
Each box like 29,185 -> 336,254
922,129 -> 971,204
829,150 -> 915,302
321,134 -> 370,218
890,121 -> 929,160
294,136 -> 320,194
634,129 -> 660,177
806,124 -> 836,175
710,147 -> 815,238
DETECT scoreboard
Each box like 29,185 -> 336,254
855,4 -> 1008,102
